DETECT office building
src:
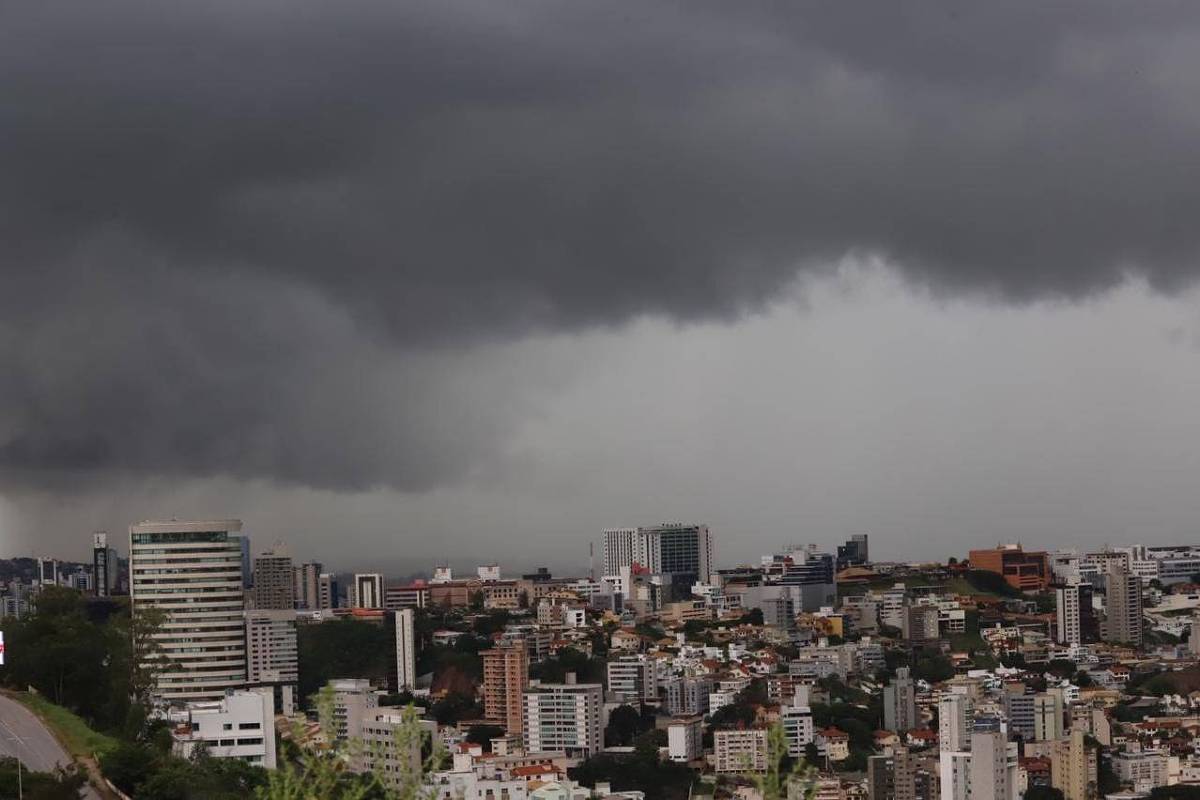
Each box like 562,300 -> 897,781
483,642 -> 528,735
352,573 -> 385,609
318,572 -> 339,609
714,728 -> 768,773
968,544 -> 1049,591
168,688 -> 276,769
602,524 -> 713,585
245,609 -> 299,715
37,557 -> 58,587
129,519 -> 248,706
391,608 -> 417,693
837,534 -> 870,570
92,532 -> 119,597
775,546 -> 837,612
1054,583 -> 1096,645
522,681 -> 603,758
884,667 -> 917,733
1102,569 -> 1142,647
293,561 -> 323,610
252,542 -> 295,610
606,654 -> 659,703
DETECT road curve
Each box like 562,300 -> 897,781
0,693 -> 103,798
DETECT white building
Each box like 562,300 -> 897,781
130,519 -> 248,706
606,655 -> 658,703
245,609 -> 299,715
352,573 -> 385,609
329,678 -> 381,741
781,691 -> 815,757
938,694 -> 973,753
1112,750 -> 1169,793
522,681 -> 603,758
393,608 -> 417,692
666,716 -> 703,763
169,689 -> 276,769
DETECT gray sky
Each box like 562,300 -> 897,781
3,2 -> 1200,571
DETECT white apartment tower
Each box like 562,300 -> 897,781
938,694 -> 973,753
522,681 -> 603,758
602,524 -> 713,582
353,573 -> 385,609
245,609 -> 299,715
129,519 -> 248,707
392,608 -> 417,692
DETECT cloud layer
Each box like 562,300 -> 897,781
3,2 -> 1200,490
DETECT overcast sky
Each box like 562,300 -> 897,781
4,2 -> 1200,572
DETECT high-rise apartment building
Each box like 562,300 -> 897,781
1003,690 -> 1036,741
245,609 -> 299,715
252,542 -> 295,610
293,562 -> 323,610
129,519 -> 248,706
92,532 -> 120,597
318,572 -> 339,609
352,573 -> 385,609
483,642 -> 528,735
602,524 -> 712,584
781,690 -> 815,757
884,667 -> 917,733
606,654 -> 659,703
1055,583 -> 1096,645
714,728 -> 768,773
938,694 -> 973,753
1033,693 -> 1063,741
1050,729 -> 1095,800
391,608 -> 416,692
522,681 -> 603,758
967,730 -> 1018,800
1102,569 -> 1142,647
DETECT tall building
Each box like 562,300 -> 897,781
602,524 -> 713,584
1102,569 -> 1142,647
129,519 -> 248,706
776,546 -> 837,612
293,562 -> 323,610
328,678 -> 379,742
938,694 -> 973,753
391,608 -> 417,693
522,681 -> 603,758
245,609 -> 299,715
781,690 -> 815,757
1050,729 -> 1095,800
1055,583 -> 1096,645
606,654 -> 659,703
884,667 -> 917,733
252,542 -> 295,610
318,572 -> 339,609
967,730 -> 1017,800
37,557 -> 59,587
714,728 -> 768,773
483,642 -> 528,735
352,573 -> 385,609
968,544 -> 1049,591
1033,693 -> 1063,741
1003,690 -> 1036,741
837,534 -> 870,570
92,532 -> 119,597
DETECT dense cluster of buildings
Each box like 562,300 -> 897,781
7,523 -> 1200,799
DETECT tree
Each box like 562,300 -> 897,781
464,725 -> 505,750
747,723 -> 813,800
605,705 -> 647,747
1024,787 -> 1065,800
0,757 -> 87,800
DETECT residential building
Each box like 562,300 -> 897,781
1050,730 -> 1095,800
1032,693 -> 1062,742
715,728 -> 768,774
663,675 -> 713,716
1054,583 -> 1096,645
92,532 -> 119,597
168,688 -> 276,769
352,573 -> 385,609
967,730 -> 1017,800
37,557 -> 58,587
360,707 -> 428,790
938,694 -> 973,753
245,609 -> 299,715
522,681 -> 603,758
318,572 -> 339,609
666,716 -> 703,763
483,642 -> 528,735
1101,569 -> 1142,647
903,606 -> 939,645
606,654 -> 658,703
1003,691 -> 1035,741
252,542 -> 295,610
1112,750 -> 1168,794
293,561 -> 323,610
129,519 -> 248,706
968,544 -> 1049,591
329,678 -> 379,742
781,690 -> 815,757
884,667 -> 917,733
391,608 -> 417,692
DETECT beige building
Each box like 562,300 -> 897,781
715,728 -> 768,773
1050,730 -> 1096,800
130,519 -> 248,706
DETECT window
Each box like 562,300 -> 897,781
239,722 -> 261,730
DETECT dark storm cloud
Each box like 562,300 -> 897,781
3,1 -> 1200,489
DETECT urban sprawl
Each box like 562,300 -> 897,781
4,522 -> 1200,800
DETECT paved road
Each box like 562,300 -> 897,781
0,694 -> 102,798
